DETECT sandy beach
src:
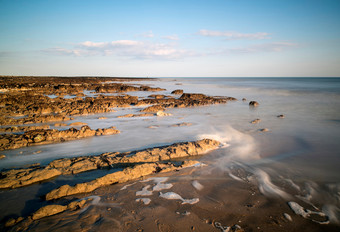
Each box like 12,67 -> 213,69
0,76 -> 339,231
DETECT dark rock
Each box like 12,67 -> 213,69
171,89 -> 183,95
249,101 -> 259,107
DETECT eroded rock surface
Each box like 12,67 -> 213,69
138,93 -> 236,113
46,160 -> 200,200
0,126 -> 119,150
0,125 -> 50,133
0,139 -> 219,189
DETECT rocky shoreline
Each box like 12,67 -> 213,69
1,76 -> 336,232
2,139 -> 219,229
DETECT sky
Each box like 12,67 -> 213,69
0,0 -> 340,77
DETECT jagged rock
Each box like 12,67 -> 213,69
156,111 -> 172,117
171,89 -> 183,95
117,113 -> 154,118
32,205 -> 67,220
6,199 -> 89,227
5,217 -> 24,227
180,93 -> 207,100
54,123 -> 67,127
46,160 -> 200,200
0,125 -> 50,133
249,101 -> 259,107
141,105 -> 165,112
0,126 -> 120,150
0,139 -> 219,189
251,119 -> 261,124
148,94 -> 166,99
171,122 -> 192,127
69,122 -> 88,126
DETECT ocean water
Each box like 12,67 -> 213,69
1,77 -> 340,226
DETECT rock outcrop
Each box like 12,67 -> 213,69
171,89 -> 184,95
0,125 -> 50,133
249,101 -> 259,107
0,139 -> 219,189
0,126 -> 120,150
45,160 -> 199,200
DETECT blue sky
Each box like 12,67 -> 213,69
0,0 -> 339,77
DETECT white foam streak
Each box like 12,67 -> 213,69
288,201 -> 329,224
160,192 -> 199,204
153,183 -> 173,191
136,185 -> 153,196
192,180 -> 204,190
228,172 -> 244,182
197,125 -> 260,167
254,169 -> 290,199
136,198 -> 151,205
322,205 -> 340,224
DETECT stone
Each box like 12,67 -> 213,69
171,89 -> 183,95
171,122 -> 192,127
156,111 -> 172,117
249,101 -> 259,107
46,160 -> 201,200
0,126 -> 120,151
54,123 -> 67,127
69,122 -> 88,126
0,139 -> 219,189
31,204 -> 67,220
251,119 -> 261,124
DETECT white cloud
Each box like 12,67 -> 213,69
215,42 -> 297,54
198,29 -> 270,40
42,47 -> 83,56
80,40 -> 141,48
43,40 -> 195,60
138,30 -> 155,38
162,35 -> 179,41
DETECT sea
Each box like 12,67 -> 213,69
0,77 -> 339,227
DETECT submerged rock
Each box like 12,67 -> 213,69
251,119 -> 261,124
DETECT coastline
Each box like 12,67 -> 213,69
0,76 -> 339,231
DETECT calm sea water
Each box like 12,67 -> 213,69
1,77 -> 340,225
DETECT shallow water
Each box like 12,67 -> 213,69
1,77 -> 340,227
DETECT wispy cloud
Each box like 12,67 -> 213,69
162,34 -> 179,41
214,42 -> 297,55
198,29 -> 270,40
137,30 -> 155,38
43,40 -> 195,60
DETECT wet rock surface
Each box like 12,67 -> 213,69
0,125 -> 50,133
0,139 -> 219,189
45,160 -> 200,200
0,125 -> 120,150
249,101 -> 259,107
